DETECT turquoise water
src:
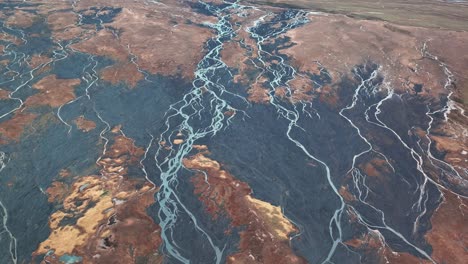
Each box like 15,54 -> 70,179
59,254 -> 83,264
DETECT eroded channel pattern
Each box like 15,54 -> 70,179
0,0 -> 466,264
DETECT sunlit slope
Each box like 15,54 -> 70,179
251,0 -> 468,31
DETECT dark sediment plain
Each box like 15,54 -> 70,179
0,0 -> 467,263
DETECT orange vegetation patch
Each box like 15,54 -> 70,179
0,89 -> 9,99
70,0 -> 214,80
26,75 -> 80,108
46,11 -> 84,41
71,30 -> 128,62
283,13 -> 468,101
1,32 -> 23,46
46,181 -> 69,203
412,31 -> 468,103
5,10 -> 36,28
47,11 -> 78,31
432,133 -> 467,167
318,85 -> 339,107
28,54 -> 51,69
43,0 -> 93,41
248,79 -> 271,104
47,9 -> 85,41
97,133 -> 145,176
56,26 -> 87,42
0,111 -> 37,141
98,186 -> 163,264
221,41 -> 246,69
34,131 -> 162,263
173,139 -> 184,145
345,230 -> 429,264
100,62 -> 143,88
183,150 -> 306,264
73,116 -> 96,132
107,6 -> 212,79
221,41 -> 250,84
71,29 -> 145,88
224,109 -> 236,117
431,135 -> 463,152
426,191 -> 468,263
339,186 -> 356,202
428,106 -> 468,185
289,76 -> 315,102
275,76 -> 315,103
360,158 -> 391,178
59,169 -> 71,178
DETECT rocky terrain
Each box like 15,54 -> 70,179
0,0 -> 466,263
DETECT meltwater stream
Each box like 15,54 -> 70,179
152,1 -> 250,263
0,1 -> 465,263
244,10 -> 350,263
243,8 -> 452,264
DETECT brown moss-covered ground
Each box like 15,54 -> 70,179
183,147 -> 306,264
34,129 -> 163,264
